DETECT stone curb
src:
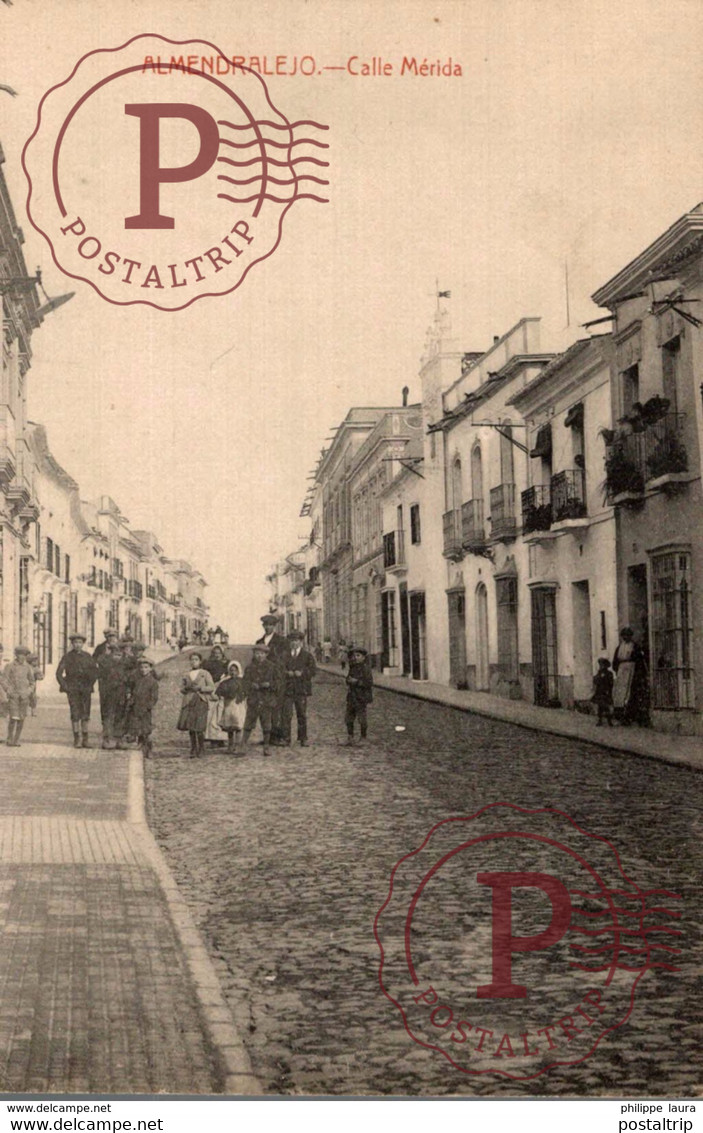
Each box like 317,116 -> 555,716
128,751 -> 264,1096
319,666 -> 703,773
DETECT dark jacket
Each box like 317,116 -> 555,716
255,632 -> 289,667
243,659 -> 281,705
130,673 -> 159,733
346,657 -> 373,705
97,653 -> 129,697
592,668 -> 614,707
57,650 -> 98,692
216,675 -> 246,703
202,655 -> 228,682
93,640 -> 115,661
283,646 -> 317,697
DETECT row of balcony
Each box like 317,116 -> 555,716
442,472 -> 587,557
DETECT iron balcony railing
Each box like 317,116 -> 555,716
550,469 -> 586,522
521,485 -> 552,534
461,498 -> 486,550
442,509 -> 463,559
644,412 -> 688,479
489,483 -> 516,539
383,529 -> 406,569
605,412 -> 687,499
127,579 -> 143,600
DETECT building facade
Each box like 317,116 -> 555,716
270,202 -> 703,734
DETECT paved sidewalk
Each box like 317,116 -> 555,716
322,665 -> 703,771
0,693 -> 259,1096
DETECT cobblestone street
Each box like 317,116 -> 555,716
146,657 -> 703,1097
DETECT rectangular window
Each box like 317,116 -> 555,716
64,554 -> 71,584
54,544 -> 61,578
46,536 -> 54,572
410,503 -> 421,545
650,548 -> 694,709
661,336 -> 680,415
621,363 -> 640,417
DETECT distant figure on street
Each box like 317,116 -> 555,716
178,635 -> 187,652
56,633 -> 99,748
216,659 -> 247,753
93,628 -> 119,662
344,646 -> 373,745
256,614 -> 288,743
592,656 -> 614,726
3,646 -> 36,747
176,652 -> 215,757
322,638 -> 332,664
131,658 -> 159,758
97,642 -> 129,749
339,638 -> 347,672
241,643 -> 280,757
27,653 -> 43,716
281,629 -> 317,747
202,645 -> 228,747
612,626 -> 650,727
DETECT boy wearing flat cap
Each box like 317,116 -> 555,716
56,633 -> 99,748
241,643 -> 281,757
344,645 -> 374,745
3,646 -> 36,746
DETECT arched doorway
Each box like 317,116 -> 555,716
475,582 -> 489,690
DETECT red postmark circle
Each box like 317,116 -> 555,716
374,804 -> 682,1081
23,34 -> 329,311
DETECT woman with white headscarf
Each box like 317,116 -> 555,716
216,659 -> 247,754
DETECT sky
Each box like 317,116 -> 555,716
2,0 -> 702,638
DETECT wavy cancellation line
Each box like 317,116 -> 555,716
217,118 -> 329,131
215,118 -> 330,204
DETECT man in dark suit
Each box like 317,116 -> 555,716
256,614 -> 288,742
56,633 -> 99,748
280,629 -> 317,746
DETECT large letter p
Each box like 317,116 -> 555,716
476,871 -> 572,999
124,103 -> 220,229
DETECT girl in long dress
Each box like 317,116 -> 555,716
177,652 -> 215,757
216,660 -> 247,753
202,645 -> 228,747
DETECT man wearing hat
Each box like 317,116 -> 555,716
56,634 -> 99,748
280,630 -> 317,747
92,627 -> 119,662
344,645 -> 374,745
241,643 -> 281,757
256,613 -> 288,743
3,646 -> 36,746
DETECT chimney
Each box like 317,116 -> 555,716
402,385 -> 409,407
493,335 -> 499,345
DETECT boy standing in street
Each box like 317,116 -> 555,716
4,646 -> 36,747
344,645 -> 374,745
241,643 -> 280,757
131,658 -> 160,757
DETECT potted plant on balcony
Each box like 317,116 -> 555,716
646,433 -> 688,479
601,429 -> 645,499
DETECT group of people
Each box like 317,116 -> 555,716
176,614 -> 375,758
591,626 -> 650,727
56,629 -> 160,754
